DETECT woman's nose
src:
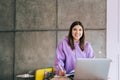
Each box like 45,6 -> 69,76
76,30 -> 79,33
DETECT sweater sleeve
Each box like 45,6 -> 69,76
54,41 -> 66,74
86,42 -> 95,58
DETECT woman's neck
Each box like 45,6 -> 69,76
74,40 -> 79,43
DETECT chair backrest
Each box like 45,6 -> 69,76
35,67 -> 54,80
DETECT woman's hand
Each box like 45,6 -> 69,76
58,70 -> 66,76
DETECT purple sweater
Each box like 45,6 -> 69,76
54,37 -> 95,74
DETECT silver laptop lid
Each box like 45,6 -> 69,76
74,58 -> 111,80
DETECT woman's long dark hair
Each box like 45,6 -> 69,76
68,21 -> 85,51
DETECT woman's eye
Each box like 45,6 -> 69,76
79,29 -> 82,31
73,28 -> 77,31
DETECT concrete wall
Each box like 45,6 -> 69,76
0,0 -> 106,80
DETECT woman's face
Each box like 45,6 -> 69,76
72,25 -> 83,42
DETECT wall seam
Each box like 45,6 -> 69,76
13,0 -> 16,80
56,0 -> 58,47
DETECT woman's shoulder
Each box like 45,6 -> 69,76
58,36 -> 68,46
85,41 -> 92,47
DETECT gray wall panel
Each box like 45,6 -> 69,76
16,0 -> 56,30
15,32 -> 56,75
0,0 -> 14,30
58,0 -> 106,29
0,32 -> 14,80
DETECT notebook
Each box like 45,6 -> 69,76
74,58 -> 111,80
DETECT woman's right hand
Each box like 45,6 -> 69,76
58,70 -> 66,76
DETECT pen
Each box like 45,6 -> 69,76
58,64 -> 64,72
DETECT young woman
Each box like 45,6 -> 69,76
54,21 -> 95,76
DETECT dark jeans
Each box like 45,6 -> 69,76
68,75 -> 74,80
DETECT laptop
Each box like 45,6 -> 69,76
74,58 -> 111,80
